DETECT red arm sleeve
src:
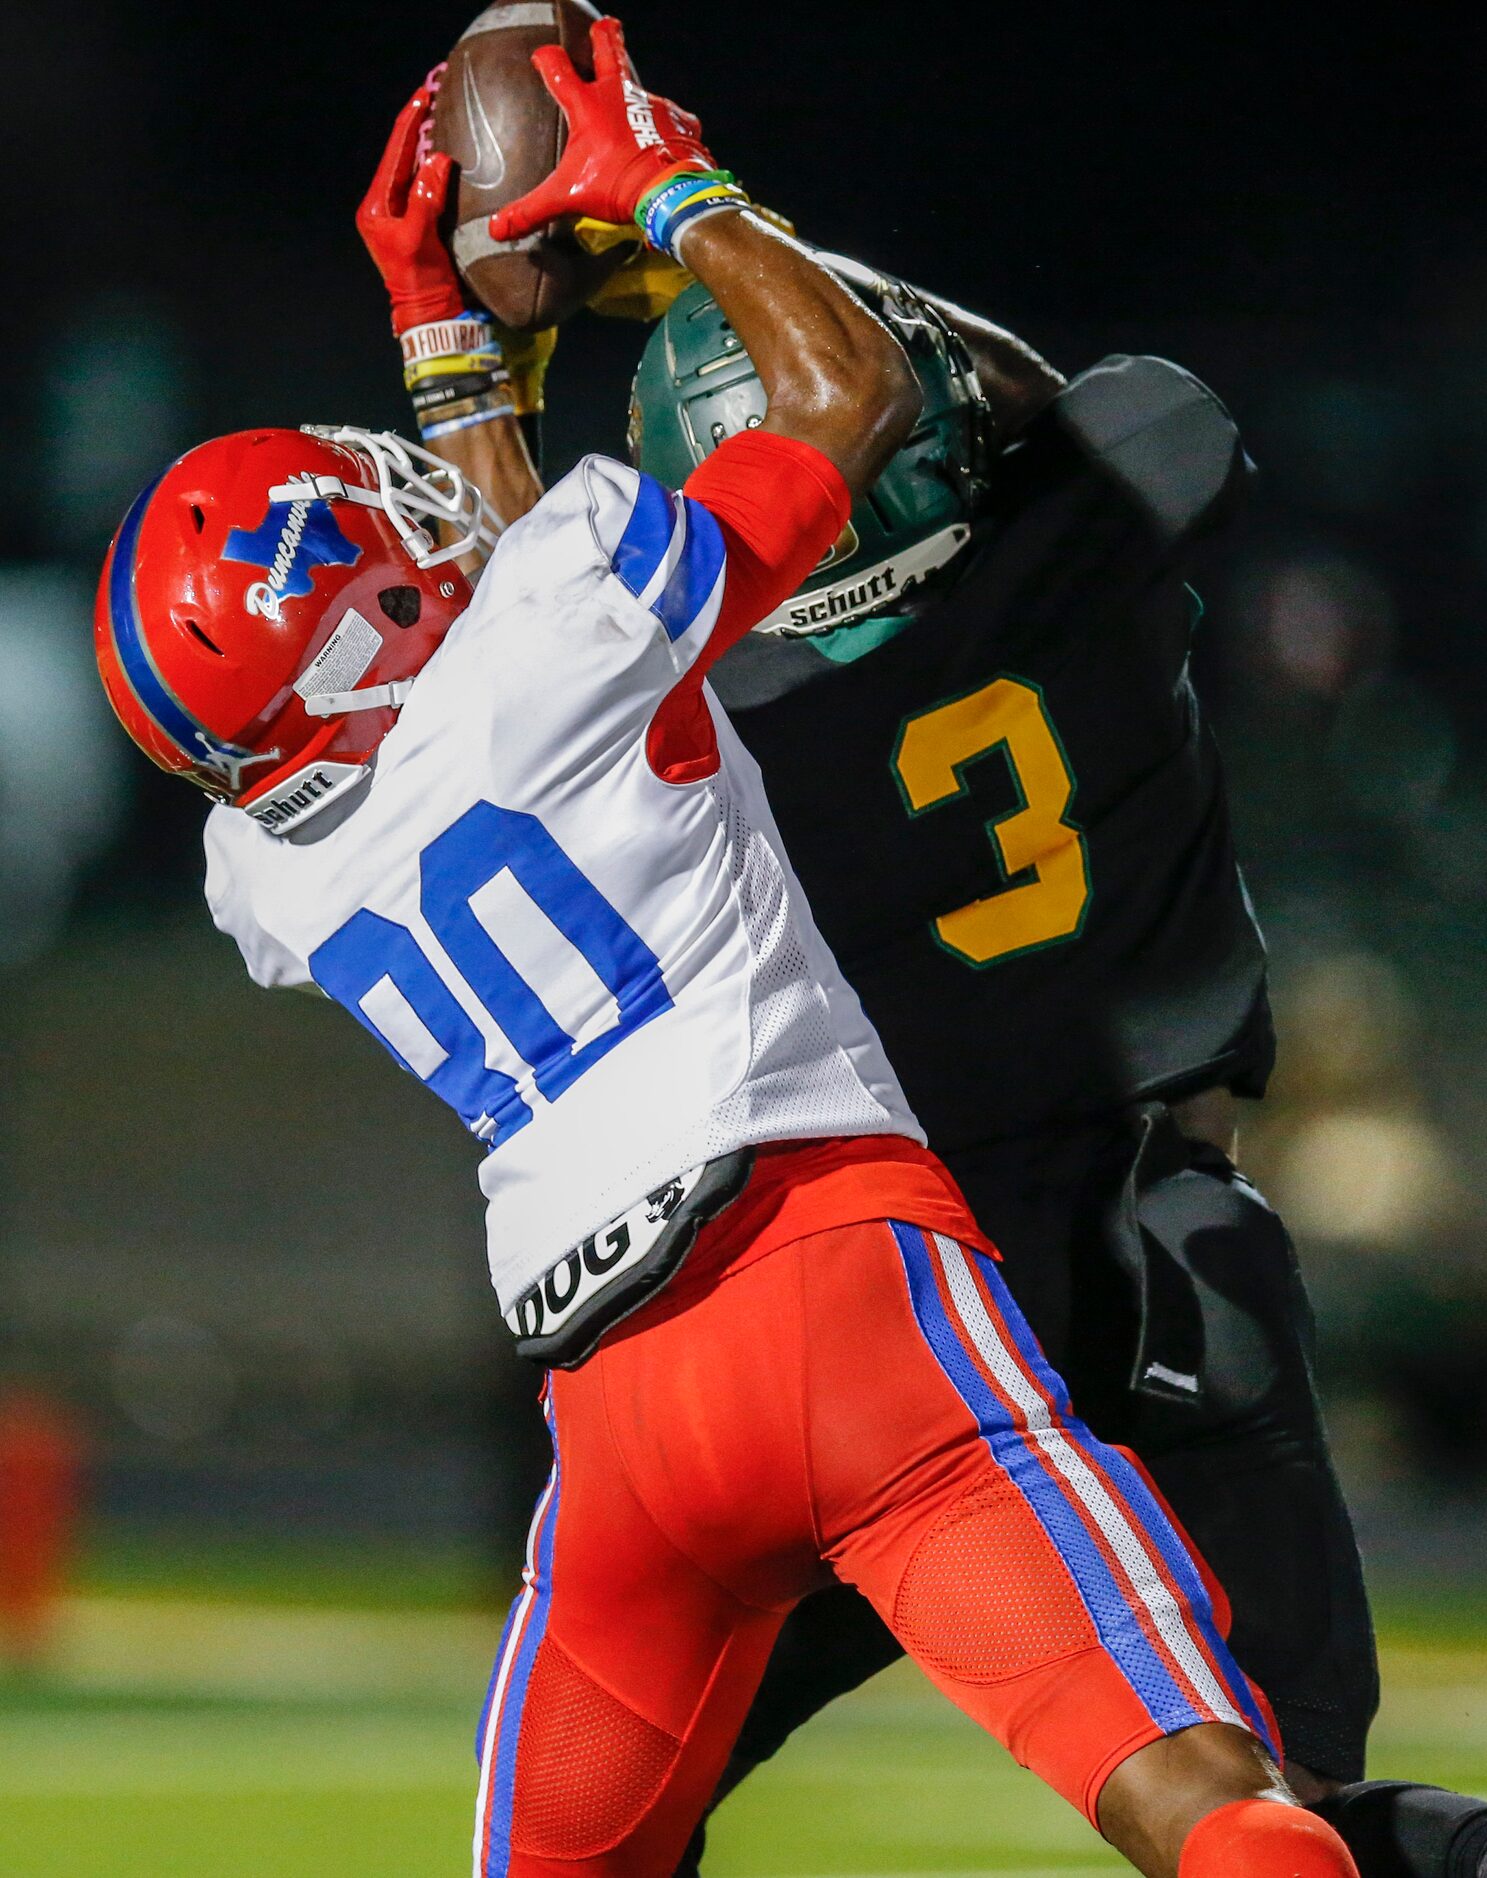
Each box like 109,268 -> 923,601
645,432 -> 850,785
683,430 -> 852,670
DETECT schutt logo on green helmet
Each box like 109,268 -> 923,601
630,256 -> 990,637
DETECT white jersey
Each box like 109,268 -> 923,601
205,456 -> 922,1310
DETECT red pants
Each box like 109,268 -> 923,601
473,1219 -> 1274,1876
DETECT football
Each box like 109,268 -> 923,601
432,0 -> 628,331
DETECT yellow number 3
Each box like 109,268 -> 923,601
892,678 -> 1091,967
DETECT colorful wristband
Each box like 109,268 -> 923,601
398,308 -> 515,445
635,168 -> 749,260
420,399 -> 516,442
410,369 -> 513,416
400,312 -> 502,368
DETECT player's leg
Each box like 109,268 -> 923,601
684,1123 -> 1486,1878
472,1375 -> 787,1878
802,1218 -> 1356,1877
1099,1722 -> 1353,1875
1077,1112 -> 1380,1786
675,1127 -> 1128,1878
1307,1786 -> 1487,1878
726,1578 -> 903,1770
1097,1121 -> 1487,1875
672,1582 -> 901,1873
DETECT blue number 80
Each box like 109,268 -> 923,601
310,801 -> 672,1150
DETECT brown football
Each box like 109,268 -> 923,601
432,0 -> 627,331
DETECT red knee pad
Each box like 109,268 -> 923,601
511,1638 -> 681,1861
1179,1798 -> 1360,1877
893,1478 -> 1098,1682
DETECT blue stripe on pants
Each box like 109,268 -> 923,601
891,1220 -> 1208,1739
479,1394 -> 561,1876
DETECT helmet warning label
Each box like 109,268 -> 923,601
294,608 -> 382,705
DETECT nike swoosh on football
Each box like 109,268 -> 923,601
462,57 -> 507,190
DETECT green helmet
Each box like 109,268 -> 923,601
628,254 -> 991,638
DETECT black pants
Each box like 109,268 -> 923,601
732,1109 -> 1380,1785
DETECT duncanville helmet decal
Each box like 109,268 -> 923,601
222,495 -> 362,622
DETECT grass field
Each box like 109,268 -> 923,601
3,1562 -> 1486,1877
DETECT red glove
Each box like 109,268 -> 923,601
357,83 -> 467,336
488,17 -> 717,241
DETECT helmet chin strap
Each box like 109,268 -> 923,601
301,679 -> 415,718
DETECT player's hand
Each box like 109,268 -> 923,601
357,79 -> 468,337
489,18 -> 717,241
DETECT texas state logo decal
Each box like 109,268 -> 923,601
222,496 -> 361,622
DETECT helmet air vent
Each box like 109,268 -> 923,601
378,586 -> 422,628
184,619 -> 224,656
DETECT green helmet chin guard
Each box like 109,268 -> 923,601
628,255 -> 992,638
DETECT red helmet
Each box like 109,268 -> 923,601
95,425 -> 499,830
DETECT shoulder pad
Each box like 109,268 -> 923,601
1055,355 -> 1244,539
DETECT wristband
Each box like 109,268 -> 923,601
398,308 -> 515,446
410,371 -> 515,440
635,168 -> 749,260
419,396 -> 517,441
409,369 -> 514,416
404,352 -> 507,392
403,333 -> 507,397
399,312 -> 501,368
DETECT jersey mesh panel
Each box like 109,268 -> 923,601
893,1476 -> 1099,1683
702,785 -> 891,1159
582,783 -> 895,1217
510,1636 -> 682,1859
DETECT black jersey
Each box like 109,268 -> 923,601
712,354 -> 1274,1151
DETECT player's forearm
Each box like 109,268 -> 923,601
356,85 -> 547,576
911,288 -> 1065,442
679,212 -> 922,498
427,412 -> 544,571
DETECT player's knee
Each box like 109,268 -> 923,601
1179,1798 -> 1358,1877
508,1638 -> 682,1861
1100,1725 -> 1357,1878
892,1477 -> 1097,1684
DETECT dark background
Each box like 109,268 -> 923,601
8,2 -> 1487,871
4,0 -> 1487,1583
